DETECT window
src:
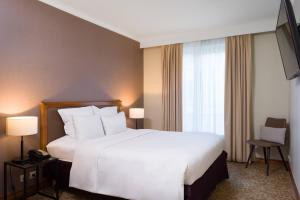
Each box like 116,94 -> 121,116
182,38 -> 225,135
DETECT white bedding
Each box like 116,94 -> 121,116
46,136 -> 78,162
69,129 -> 224,200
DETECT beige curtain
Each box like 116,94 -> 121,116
162,44 -> 183,131
225,34 -> 253,162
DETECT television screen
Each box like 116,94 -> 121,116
275,0 -> 300,80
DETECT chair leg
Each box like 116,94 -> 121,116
277,146 -> 289,171
266,147 -> 270,176
246,145 -> 255,168
263,147 -> 267,164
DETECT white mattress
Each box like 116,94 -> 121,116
47,129 -> 224,185
46,135 -> 78,162
69,129 -> 224,200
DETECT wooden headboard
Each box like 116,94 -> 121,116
40,100 -> 122,150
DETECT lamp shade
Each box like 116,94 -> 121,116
129,108 -> 144,119
6,116 -> 38,136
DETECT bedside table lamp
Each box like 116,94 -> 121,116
6,116 -> 38,164
129,108 -> 144,129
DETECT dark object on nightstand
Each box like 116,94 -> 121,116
28,149 -> 51,161
3,157 -> 59,200
245,117 -> 289,176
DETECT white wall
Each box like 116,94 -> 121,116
289,0 -> 300,195
253,32 -> 290,159
143,47 -> 163,130
290,78 -> 300,194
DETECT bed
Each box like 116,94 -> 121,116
40,100 -> 229,200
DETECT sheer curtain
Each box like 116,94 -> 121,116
182,38 -> 225,135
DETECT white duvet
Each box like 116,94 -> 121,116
69,129 -> 224,200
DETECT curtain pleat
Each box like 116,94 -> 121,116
162,44 -> 183,131
225,34 -> 253,162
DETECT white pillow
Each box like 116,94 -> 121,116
260,126 -> 286,145
58,106 -> 94,137
101,112 -> 127,135
72,115 -> 105,140
91,106 -> 118,117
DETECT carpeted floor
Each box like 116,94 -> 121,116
209,162 -> 296,200
29,161 -> 296,200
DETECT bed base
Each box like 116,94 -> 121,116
184,151 -> 229,200
54,151 -> 228,200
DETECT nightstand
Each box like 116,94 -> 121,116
4,157 -> 59,200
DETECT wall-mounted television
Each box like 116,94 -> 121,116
275,0 -> 300,80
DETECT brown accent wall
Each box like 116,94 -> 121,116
0,0 -> 143,196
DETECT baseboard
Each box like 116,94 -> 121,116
287,162 -> 300,200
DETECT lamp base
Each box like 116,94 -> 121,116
11,157 -> 30,165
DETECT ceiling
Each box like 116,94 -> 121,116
39,0 -> 282,48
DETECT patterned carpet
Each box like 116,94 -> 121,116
209,162 -> 296,200
29,161 -> 296,200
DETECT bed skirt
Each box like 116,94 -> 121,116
54,151 -> 228,200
